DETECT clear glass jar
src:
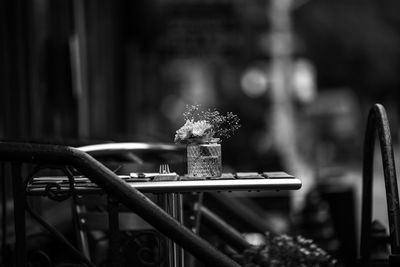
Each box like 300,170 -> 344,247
187,141 -> 221,178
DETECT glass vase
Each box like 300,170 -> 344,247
187,141 -> 222,178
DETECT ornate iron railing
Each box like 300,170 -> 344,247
0,141 -> 240,267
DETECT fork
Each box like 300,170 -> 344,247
159,163 -> 170,174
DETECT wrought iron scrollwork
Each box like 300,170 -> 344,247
24,165 -> 76,202
22,164 -> 95,267
44,183 -> 69,202
24,194 -> 95,267
1,141 -> 241,267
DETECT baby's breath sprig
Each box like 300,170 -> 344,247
214,111 -> 241,139
183,104 -> 202,121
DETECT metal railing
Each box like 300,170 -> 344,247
360,104 -> 400,266
0,141 -> 240,267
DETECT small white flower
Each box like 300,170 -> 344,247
174,120 -> 194,142
191,120 -> 212,137
174,119 -> 213,143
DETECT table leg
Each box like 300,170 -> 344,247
159,193 -> 185,267
157,194 -> 174,266
176,194 -> 185,267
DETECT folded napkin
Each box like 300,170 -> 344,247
235,172 -> 264,179
262,172 -> 294,179
153,173 -> 179,181
130,172 -> 159,178
130,172 -> 179,181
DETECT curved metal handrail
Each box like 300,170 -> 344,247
360,104 -> 400,265
78,142 -> 184,154
0,141 -> 239,267
78,142 -> 186,166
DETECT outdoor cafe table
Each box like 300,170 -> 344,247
26,172 -> 301,194
26,172 -> 301,267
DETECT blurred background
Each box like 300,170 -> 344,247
2,0 -> 400,266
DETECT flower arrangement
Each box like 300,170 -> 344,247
174,105 -> 241,144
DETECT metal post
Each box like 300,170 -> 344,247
1,163 -> 7,263
11,163 -> 26,267
177,194 -> 185,267
167,193 -> 177,267
159,192 -> 184,267
73,196 -> 91,260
